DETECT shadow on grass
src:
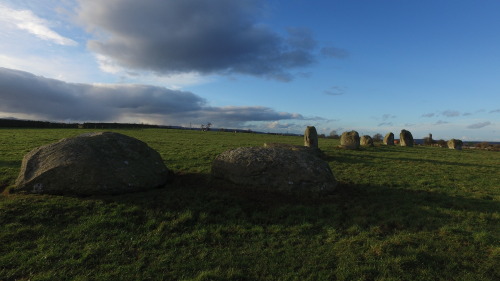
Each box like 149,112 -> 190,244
97,172 -> 499,236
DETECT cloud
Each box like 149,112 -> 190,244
324,86 -> 344,96
421,113 -> 435,118
434,120 -> 449,125
378,122 -> 393,127
490,109 -> 500,113
77,0 -> 319,81
320,47 -> 349,58
0,67 -> 306,127
467,121 -> 491,129
442,110 -> 460,117
381,114 -> 396,121
0,3 -> 77,46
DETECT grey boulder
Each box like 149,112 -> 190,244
383,132 -> 394,145
15,132 -> 171,196
340,131 -> 360,149
212,147 -> 337,193
400,129 -> 414,147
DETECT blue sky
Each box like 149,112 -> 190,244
0,0 -> 499,141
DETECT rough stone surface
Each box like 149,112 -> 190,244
400,129 -> 414,147
15,132 -> 171,196
340,131 -> 360,149
383,132 -> 395,145
360,135 -> 374,147
304,126 -> 318,148
447,139 -> 463,150
212,147 -> 337,193
263,143 -> 325,159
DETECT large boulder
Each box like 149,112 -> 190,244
304,126 -> 318,148
263,143 -> 325,159
340,131 -> 360,149
360,135 -> 374,147
447,139 -> 463,150
212,147 -> 337,193
400,129 -> 414,147
15,132 -> 171,196
383,132 -> 394,145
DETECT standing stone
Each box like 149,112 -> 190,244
360,135 -> 374,147
340,131 -> 360,149
400,129 -> 414,147
383,132 -> 395,145
447,139 -> 463,150
304,126 -> 318,148
15,132 -> 171,196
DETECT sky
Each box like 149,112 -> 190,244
0,0 -> 499,141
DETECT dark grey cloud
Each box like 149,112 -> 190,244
467,121 -> 491,129
421,112 -> 435,118
0,67 -> 306,127
381,114 -> 396,121
320,47 -> 349,58
490,109 -> 500,113
434,120 -> 449,125
78,0 -> 321,81
442,110 -> 460,117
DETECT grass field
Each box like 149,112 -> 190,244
1,128 -> 499,281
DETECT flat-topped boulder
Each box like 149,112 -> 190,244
447,139 -> 463,150
15,132 -> 171,196
340,131 -> 360,149
263,142 -> 325,159
212,146 -> 337,194
360,135 -> 374,147
400,129 -> 414,147
383,132 -> 394,145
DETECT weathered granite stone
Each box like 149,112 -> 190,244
447,139 -> 463,150
400,129 -> 414,147
383,132 -> 395,145
263,143 -> 325,159
360,135 -> 374,147
304,126 -> 318,148
340,131 -> 360,149
15,132 -> 171,196
212,147 -> 337,193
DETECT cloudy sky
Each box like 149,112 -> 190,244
0,0 -> 499,141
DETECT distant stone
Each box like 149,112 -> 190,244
447,139 -> 463,150
400,129 -> 414,147
340,131 -> 360,149
263,143 -> 325,159
360,135 -> 374,147
212,147 -> 337,193
304,126 -> 318,148
15,132 -> 171,196
383,132 -> 395,146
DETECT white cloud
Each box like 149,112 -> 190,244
0,4 -> 77,46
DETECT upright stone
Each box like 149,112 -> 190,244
447,139 -> 463,150
304,126 -> 318,148
340,130 -> 360,149
383,132 -> 395,145
400,129 -> 414,147
360,135 -> 374,147
14,132 -> 171,196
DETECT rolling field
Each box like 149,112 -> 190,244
1,128 -> 499,280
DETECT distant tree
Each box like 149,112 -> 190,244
319,134 -> 326,139
329,130 -> 340,139
372,133 -> 383,142
436,139 -> 447,147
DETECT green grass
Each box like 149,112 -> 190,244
1,128 -> 499,280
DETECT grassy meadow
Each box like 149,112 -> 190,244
0,128 -> 499,281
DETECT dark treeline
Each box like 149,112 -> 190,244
0,119 -> 161,129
